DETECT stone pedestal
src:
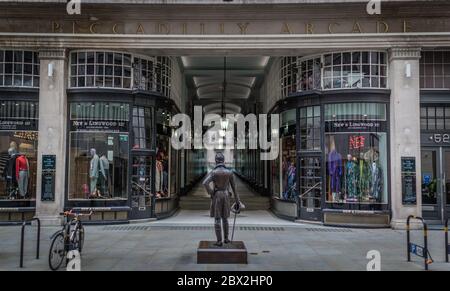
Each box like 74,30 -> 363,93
35,49 -> 68,226
389,48 -> 422,229
197,241 -> 248,264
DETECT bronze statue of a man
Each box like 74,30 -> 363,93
203,152 -> 241,247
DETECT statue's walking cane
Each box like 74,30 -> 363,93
231,205 -> 238,243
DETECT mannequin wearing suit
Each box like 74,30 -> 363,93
90,148 -> 100,195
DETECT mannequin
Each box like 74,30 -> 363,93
345,154 -> 358,201
370,152 -> 383,201
3,147 -> 18,199
328,138 -> 342,202
155,151 -> 163,197
89,148 -> 100,196
99,154 -> 110,197
358,152 -> 370,198
16,153 -> 30,198
162,152 -> 169,195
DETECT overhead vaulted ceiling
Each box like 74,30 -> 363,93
182,56 -> 270,114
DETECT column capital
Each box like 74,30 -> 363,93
39,48 -> 67,60
389,47 -> 421,61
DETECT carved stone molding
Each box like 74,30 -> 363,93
39,48 -> 66,60
389,47 -> 422,61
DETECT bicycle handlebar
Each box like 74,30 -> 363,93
60,209 -> 94,217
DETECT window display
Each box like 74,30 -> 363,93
170,146 -> 178,196
325,103 -> 388,204
271,156 -> 280,198
281,109 -> 297,201
156,108 -> 171,198
68,103 -> 129,200
0,101 -> 38,201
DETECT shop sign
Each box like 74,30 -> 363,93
70,120 -> 128,132
41,155 -> 56,202
325,121 -> 386,133
0,119 -> 38,131
410,243 -> 425,258
402,157 -> 417,205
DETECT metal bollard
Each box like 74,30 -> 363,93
19,218 -> 41,268
407,215 -> 431,271
446,218 -> 449,263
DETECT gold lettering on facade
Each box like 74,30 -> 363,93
352,21 -> 363,33
281,23 -> 292,34
182,23 -> 188,35
200,23 -> 206,34
306,23 -> 314,34
219,23 -> 225,34
237,23 -> 249,35
72,21 -> 79,34
403,20 -> 412,33
376,21 -> 389,33
328,22 -> 339,34
52,21 -> 62,33
158,23 -> 170,34
112,23 -> 122,34
89,22 -> 99,34
136,23 -> 145,34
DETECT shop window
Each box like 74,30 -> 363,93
420,51 -> 450,89
325,103 -> 388,205
271,155 -> 280,198
132,106 -> 153,150
68,103 -> 129,200
299,106 -> 321,151
156,109 -> 171,198
0,101 -> 39,201
0,50 -> 39,88
170,145 -> 178,196
280,109 -> 297,200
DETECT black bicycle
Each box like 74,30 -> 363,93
48,209 -> 93,271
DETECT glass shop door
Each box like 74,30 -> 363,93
130,154 -> 154,219
298,156 -> 323,221
421,148 -> 450,223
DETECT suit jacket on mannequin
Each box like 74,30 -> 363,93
90,154 -> 100,179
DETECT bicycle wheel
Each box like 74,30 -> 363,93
48,233 -> 65,271
77,224 -> 85,252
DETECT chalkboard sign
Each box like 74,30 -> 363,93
402,157 -> 417,205
41,155 -> 56,202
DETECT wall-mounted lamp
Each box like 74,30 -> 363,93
405,63 -> 412,78
48,63 -> 54,78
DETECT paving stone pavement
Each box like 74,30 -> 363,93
1,210 -> 450,271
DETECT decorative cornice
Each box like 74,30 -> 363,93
389,47 -> 422,61
0,33 -> 447,56
39,48 -> 66,60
